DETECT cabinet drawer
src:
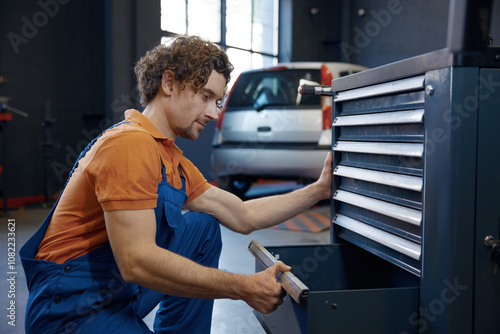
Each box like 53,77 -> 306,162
252,244 -> 419,334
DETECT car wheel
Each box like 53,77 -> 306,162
217,175 -> 256,198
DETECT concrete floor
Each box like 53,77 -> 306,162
1,204 -> 329,334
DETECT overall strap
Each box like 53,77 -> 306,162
62,121 -> 130,192
20,120 -> 132,282
160,160 -> 187,193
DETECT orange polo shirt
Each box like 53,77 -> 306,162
36,109 -> 211,264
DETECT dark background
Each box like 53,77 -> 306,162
0,0 -> 499,207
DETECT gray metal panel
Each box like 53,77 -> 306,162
473,68 -> 500,334
253,297 -> 305,334
331,47 -> 500,93
421,67 -> 478,333
307,287 -> 419,334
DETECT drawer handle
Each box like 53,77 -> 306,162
257,126 -> 272,132
248,240 -> 309,303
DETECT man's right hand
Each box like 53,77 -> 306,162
240,261 -> 291,314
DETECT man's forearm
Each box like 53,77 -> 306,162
188,153 -> 332,234
120,243 -> 287,314
242,181 -> 326,231
124,244 -> 245,299
241,152 -> 333,232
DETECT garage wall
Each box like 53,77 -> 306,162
285,0 -> 451,68
0,0 -> 107,206
339,0 -> 450,68
0,0 -> 160,207
288,0 -> 344,62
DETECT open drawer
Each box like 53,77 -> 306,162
250,242 -> 419,334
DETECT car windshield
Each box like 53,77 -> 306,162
227,69 -> 321,110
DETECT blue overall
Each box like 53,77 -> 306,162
20,123 -> 222,333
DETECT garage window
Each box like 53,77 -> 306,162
161,0 -> 279,85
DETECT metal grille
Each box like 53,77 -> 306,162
332,75 -> 425,276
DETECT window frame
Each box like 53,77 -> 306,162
160,0 -> 279,67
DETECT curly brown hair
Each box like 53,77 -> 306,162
134,36 -> 233,106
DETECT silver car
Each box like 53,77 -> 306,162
211,62 -> 368,197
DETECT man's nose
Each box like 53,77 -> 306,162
206,104 -> 219,120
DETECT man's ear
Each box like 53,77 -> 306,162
161,70 -> 175,96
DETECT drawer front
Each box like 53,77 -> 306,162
253,244 -> 419,334
307,287 -> 419,334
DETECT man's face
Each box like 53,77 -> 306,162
170,70 -> 226,141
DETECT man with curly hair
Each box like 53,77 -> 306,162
21,36 -> 332,333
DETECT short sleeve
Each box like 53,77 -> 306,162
84,130 -> 162,211
181,156 -> 211,204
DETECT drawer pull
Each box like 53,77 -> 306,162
334,165 -> 423,192
334,75 -> 425,102
333,108 -> 424,126
248,240 -> 309,304
334,214 -> 421,260
334,190 -> 422,226
334,141 -> 424,158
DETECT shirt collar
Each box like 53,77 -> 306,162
124,109 -> 168,140
123,109 -> 184,155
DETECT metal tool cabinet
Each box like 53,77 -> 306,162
251,46 -> 500,333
